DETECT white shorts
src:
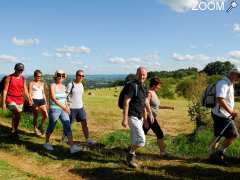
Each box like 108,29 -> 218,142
128,116 -> 145,147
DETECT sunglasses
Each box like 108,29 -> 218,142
77,74 -> 85,77
56,73 -> 66,78
17,69 -> 24,72
36,75 -> 42,78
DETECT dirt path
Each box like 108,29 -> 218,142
0,150 -> 82,180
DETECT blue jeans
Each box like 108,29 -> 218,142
46,108 -> 72,137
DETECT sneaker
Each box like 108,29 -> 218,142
86,139 -> 96,145
126,153 -> 138,168
43,143 -> 54,151
34,128 -> 42,136
39,127 -> 45,135
160,151 -> 167,158
61,135 -> 68,144
210,150 -> 227,165
70,144 -> 81,154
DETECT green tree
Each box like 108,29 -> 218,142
202,61 -> 235,76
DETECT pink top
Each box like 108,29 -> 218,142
6,75 -> 25,105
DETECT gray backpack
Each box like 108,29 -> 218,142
201,79 -> 227,108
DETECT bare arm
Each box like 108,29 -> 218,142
122,95 -> 131,128
24,79 -> 30,103
28,81 -> 33,104
218,97 -> 237,118
42,83 -> 48,104
145,98 -> 154,124
1,77 -> 10,110
159,105 -> 174,110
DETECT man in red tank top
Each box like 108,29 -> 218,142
1,63 -> 30,137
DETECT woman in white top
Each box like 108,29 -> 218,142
29,70 -> 48,136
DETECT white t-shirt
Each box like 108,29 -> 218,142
66,81 -> 84,109
212,77 -> 234,118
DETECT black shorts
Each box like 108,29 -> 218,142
211,112 -> 237,139
33,99 -> 46,107
70,108 -> 87,124
143,117 -> 164,139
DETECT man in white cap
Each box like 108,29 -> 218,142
210,68 -> 240,163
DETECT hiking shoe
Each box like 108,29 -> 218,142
86,139 -> 96,145
70,144 -> 81,154
210,150 -> 227,165
160,151 -> 167,158
43,143 -> 54,151
34,128 -> 42,136
127,153 -> 138,168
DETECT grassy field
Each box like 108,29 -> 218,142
0,87 -> 240,179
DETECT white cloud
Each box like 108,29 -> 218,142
56,45 -> 91,54
42,52 -> 52,57
70,61 -> 83,65
12,36 -> 40,46
158,0 -> 199,13
55,45 -> 91,58
55,53 -> 63,58
172,53 -> 211,61
108,53 -> 162,72
0,54 -> 18,62
233,23 -> 240,33
108,57 -> 126,64
229,50 -> 240,60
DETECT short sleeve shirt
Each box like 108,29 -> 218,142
212,77 -> 234,118
66,82 -> 84,109
126,81 -> 147,118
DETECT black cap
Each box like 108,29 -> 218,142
14,63 -> 24,71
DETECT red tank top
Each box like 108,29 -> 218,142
6,75 -> 25,105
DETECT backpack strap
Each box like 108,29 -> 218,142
135,83 -> 138,97
67,81 -> 74,99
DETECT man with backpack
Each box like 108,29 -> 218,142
1,63 -> 30,137
65,69 -> 95,145
210,68 -> 240,163
121,67 -> 154,168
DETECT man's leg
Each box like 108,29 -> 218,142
81,121 -> 89,139
127,116 -> 145,168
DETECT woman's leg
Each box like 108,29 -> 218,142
59,110 -> 74,146
39,105 -> 48,133
143,117 -> 151,135
32,105 -> 39,130
150,118 -> 165,154
45,109 -> 59,143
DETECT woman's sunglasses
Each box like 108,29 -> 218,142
77,74 -> 85,77
56,73 -> 66,78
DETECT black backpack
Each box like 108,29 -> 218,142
0,75 -> 11,94
118,81 -> 138,109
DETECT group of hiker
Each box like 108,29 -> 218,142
0,63 -> 240,167
121,67 -> 240,167
1,63 -> 94,154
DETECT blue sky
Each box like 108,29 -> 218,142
0,0 -> 240,75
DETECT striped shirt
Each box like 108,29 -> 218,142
50,83 -> 66,109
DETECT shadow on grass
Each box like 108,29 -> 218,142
145,164 -> 240,180
1,123 -> 240,179
69,167 -> 170,180
0,123 -> 121,164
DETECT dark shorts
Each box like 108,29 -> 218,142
70,108 -> 87,123
211,112 -> 237,139
143,117 -> 164,139
33,99 -> 46,107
